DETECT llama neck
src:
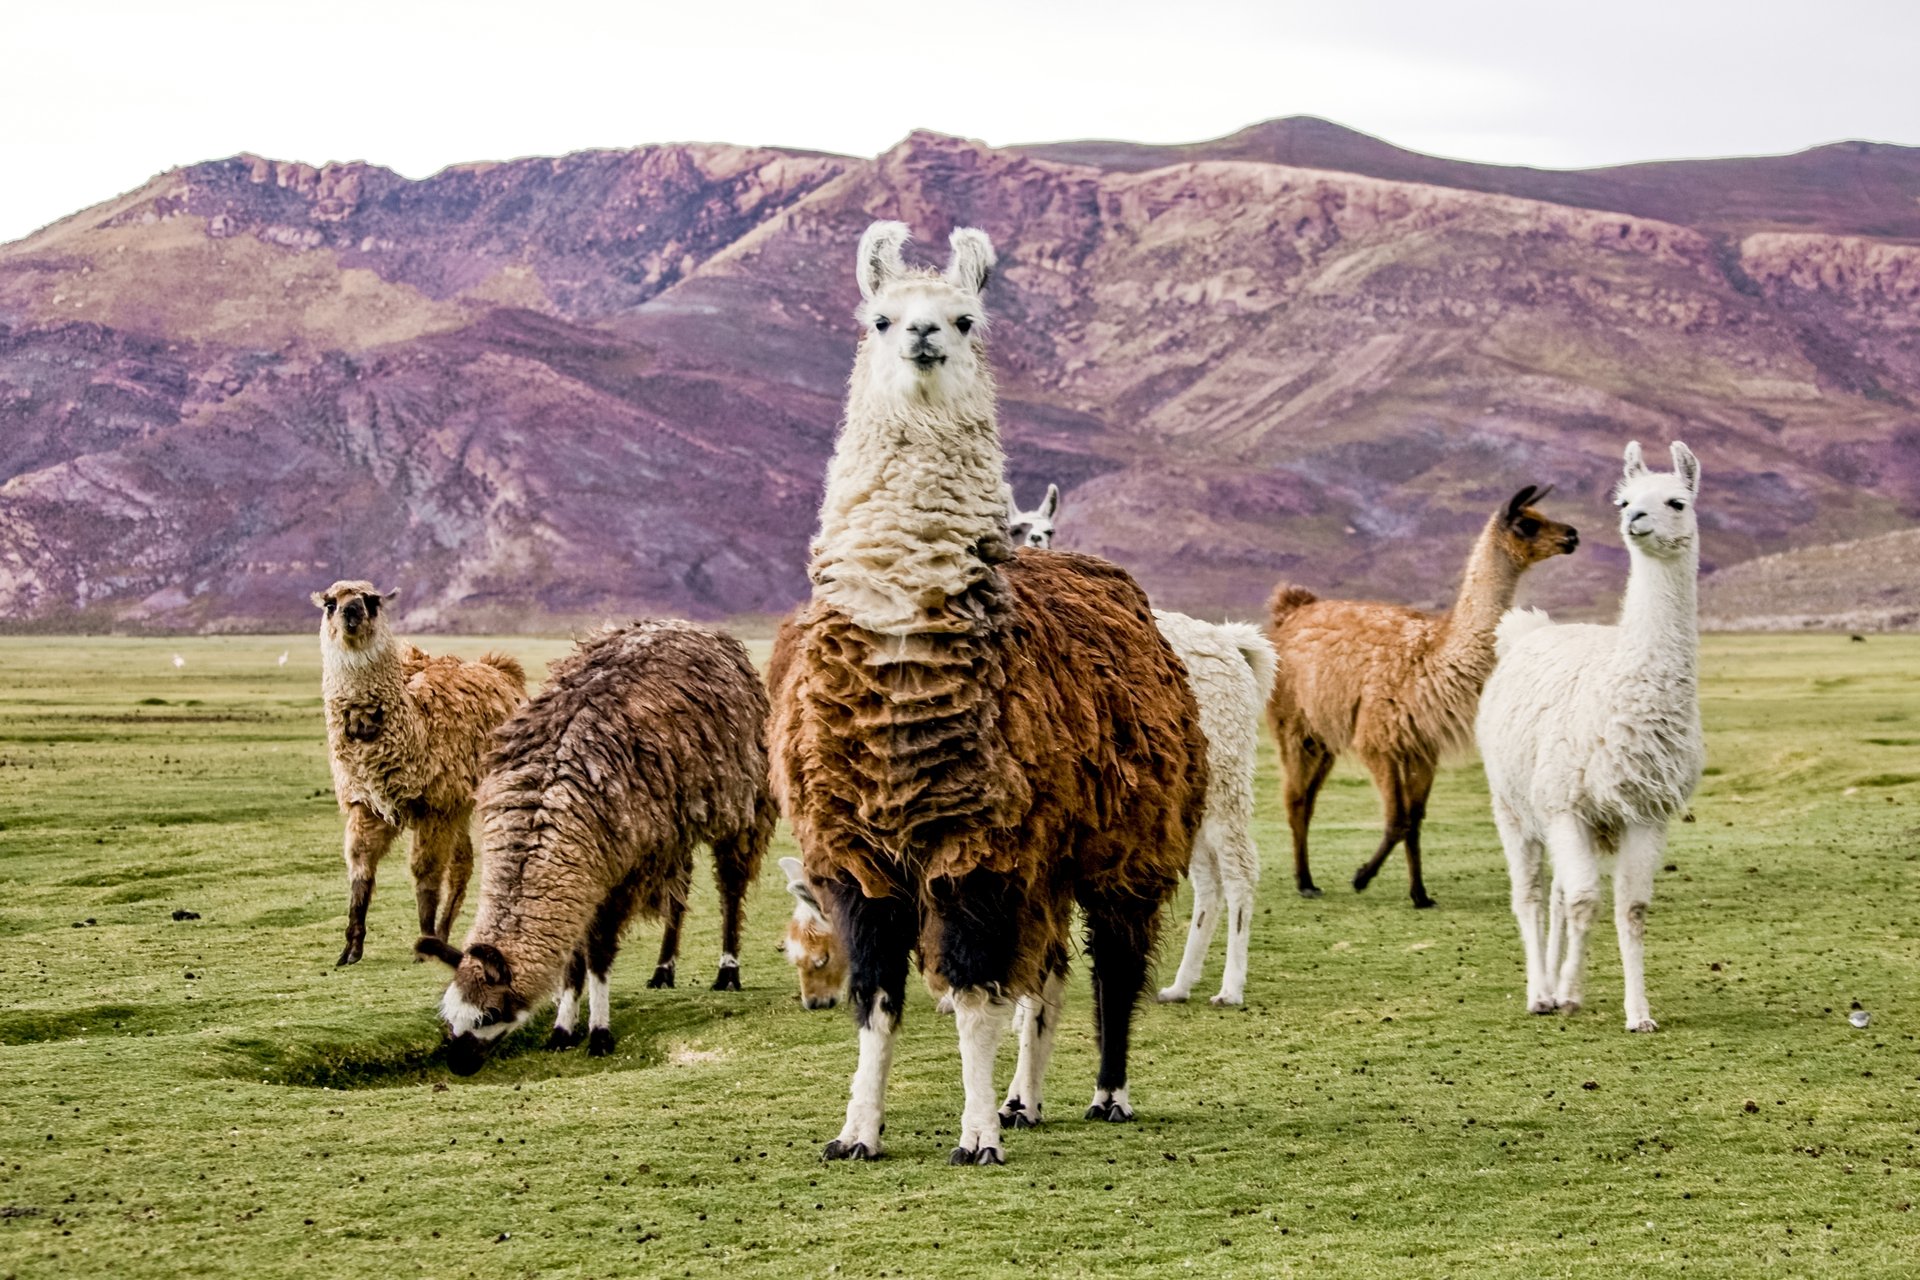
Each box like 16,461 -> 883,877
1614,543 -> 1699,684
809,367 -> 1009,637
1437,515 -> 1523,669
322,631 -> 407,704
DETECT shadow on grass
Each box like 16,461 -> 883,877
0,1002 -> 156,1045
217,1001 -> 722,1090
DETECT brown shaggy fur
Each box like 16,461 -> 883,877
315,580 -> 526,965
1265,489 -> 1577,907
424,620 -> 775,1073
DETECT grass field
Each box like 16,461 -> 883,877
0,633 -> 1915,1278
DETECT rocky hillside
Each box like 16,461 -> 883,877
1,118 -> 1916,631
1700,528 -> 1920,632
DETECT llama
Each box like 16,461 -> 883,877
313,581 -> 526,966
1477,442 -> 1704,1032
1007,484 -> 1060,548
419,621 -> 774,1073
1264,488 -> 1578,907
777,609 -> 1276,1011
771,221 -> 1206,1165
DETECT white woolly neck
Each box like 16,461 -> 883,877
321,627 -> 399,691
809,348 -> 1010,636
1615,539 -> 1699,678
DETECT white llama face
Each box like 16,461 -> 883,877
1612,441 -> 1701,559
853,221 -> 996,407
1007,483 -> 1060,548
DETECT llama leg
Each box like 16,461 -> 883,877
647,856 -> 692,989
822,881 -> 913,1161
1082,893 -> 1162,1122
435,814 -> 476,941
1400,761 -> 1438,909
1283,736 -> 1335,898
547,949 -> 588,1050
581,868 -> 644,1056
1212,823 -> 1260,1005
1615,825 -> 1662,1033
709,827 -> 762,991
1494,801 -> 1553,1013
1545,879 -> 1567,991
1157,834 -> 1222,1003
1001,969 -> 1067,1129
407,812 -> 460,946
950,987 -> 1015,1165
1351,756 -> 1409,894
337,804 -> 399,966
1544,816 -> 1602,1013
931,869 -> 1022,1164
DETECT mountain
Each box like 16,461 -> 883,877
1700,528 -> 1920,632
1,120 -> 1917,632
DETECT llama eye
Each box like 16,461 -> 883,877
324,599 -> 338,614
1515,517 -> 1539,536
873,317 -> 891,333
1613,499 -> 1628,510
955,316 -> 974,335
1666,499 -> 1687,511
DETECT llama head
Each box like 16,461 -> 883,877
417,937 -> 532,1075
1494,485 -> 1580,567
312,580 -> 397,655
1614,441 -> 1700,560
853,221 -> 996,408
1007,484 -> 1060,549
778,857 -> 848,1010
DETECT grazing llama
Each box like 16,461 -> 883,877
1477,442 -> 1704,1032
1007,484 -> 1060,548
777,607 -> 1276,1012
771,222 -> 1206,1166
313,581 -> 525,965
1265,488 -> 1578,907
420,621 -> 774,1073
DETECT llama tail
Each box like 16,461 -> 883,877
479,651 -> 528,690
1213,621 -> 1278,702
1267,583 -> 1317,630
1494,607 -> 1554,658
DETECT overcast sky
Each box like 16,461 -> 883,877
6,0 -> 1917,244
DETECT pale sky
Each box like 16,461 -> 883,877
5,0 -> 1917,245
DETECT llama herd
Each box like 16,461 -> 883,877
313,220 -> 1704,1164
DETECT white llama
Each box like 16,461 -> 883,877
1007,484 -> 1059,548
1476,441 -> 1705,1032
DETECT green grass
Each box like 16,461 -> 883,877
0,633 -> 1916,1277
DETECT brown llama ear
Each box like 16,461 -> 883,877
415,936 -> 464,968
466,942 -> 511,986
1504,485 -> 1541,522
376,587 -> 400,602
311,591 -> 329,609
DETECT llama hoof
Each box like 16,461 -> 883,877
545,1025 -> 584,1051
1626,1018 -> 1659,1034
949,1144 -> 1005,1166
1527,997 -> 1558,1015
1411,895 -> 1437,910
822,1140 -> 881,1162
711,965 -> 741,992
1155,988 -> 1190,1004
1351,868 -> 1376,892
335,943 -> 363,967
935,994 -> 955,1015
646,965 -> 675,989
999,1099 -> 1042,1129
1207,992 -> 1243,1008
1297,885 -> 1323,900
1084,1100 -> 1135,1123
587,1028 -> 616,1056
1556,998 -> 1583,1015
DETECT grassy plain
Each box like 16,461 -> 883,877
0,633 -> 1915,1278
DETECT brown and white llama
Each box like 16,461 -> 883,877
419,621 -> 774,1074
1265,489 -> 1578,907
771,222 -> 1206,1165
314,581 -> 526,965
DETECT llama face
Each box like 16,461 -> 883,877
1613,441 -> 1701,559
853,221 -> 996,407
780,857 -> 848,1010
311,580 -> 394,652
1495,485 -> 1580,566
1008,484 -> 1060,549
430,942 -> 531,1075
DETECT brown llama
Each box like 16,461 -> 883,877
314,581 -> 526,965
1265,489 -> 1578,908
419,620 -> 774,1074
771,221 -> 1206,1166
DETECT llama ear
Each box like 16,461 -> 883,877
1670,442 -> 1700,494
780,856 -> 824,913
1622,441 -> 1648,479
415,936 -> 464,968
310,591 -> 328,609
1041,483 -> 1060,519
1504,485 -> 1539,521
857,221 -> 910,300
944,227 -> 996,296
377,587 -> 400,603
465,942 -> 511,987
